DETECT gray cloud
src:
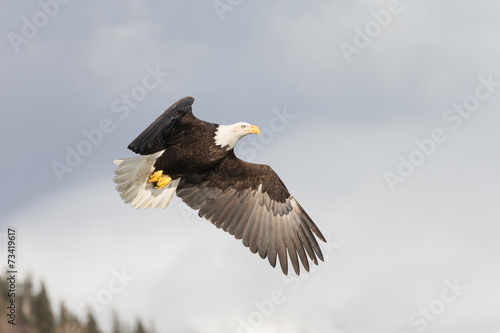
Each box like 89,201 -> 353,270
1,1 -> 500,332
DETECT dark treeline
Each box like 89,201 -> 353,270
1,273 -> 154,333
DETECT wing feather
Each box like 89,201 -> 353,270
293,229 -> 310,273
276,220 -> 288,274
284,217 -> 300,275
225,190 -> 250,235
297,224 -> 317,265
232,193 -> 255,240
219,192 -> 242,230
128,97 -> 195,155
266,215 -> 278,268
241,200 -> 262,249
176,154 -> 326,275
249,204 -> 266,254
258,209 -> 272,259
212,190 -> 239,227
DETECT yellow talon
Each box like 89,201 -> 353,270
149,170 -> 163,183
149,170 -> 171,188
155,176 -> 172,188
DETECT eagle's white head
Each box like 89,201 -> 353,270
214,122 -> 260,151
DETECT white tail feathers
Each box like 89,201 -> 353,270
113,150 -> 180,209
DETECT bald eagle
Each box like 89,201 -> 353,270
113,97 -> 326,275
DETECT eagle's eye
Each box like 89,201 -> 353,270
241,125 -> 246,129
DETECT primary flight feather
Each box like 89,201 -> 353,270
113,97 -> 326,275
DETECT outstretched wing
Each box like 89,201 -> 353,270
128,96 -> 195,155
176,153 -> 326,275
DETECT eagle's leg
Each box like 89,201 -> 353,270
155,176 -> 172,188
148,170 -> 172,188
149,170 -> 163,183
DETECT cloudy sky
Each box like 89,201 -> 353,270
1,1 -> 500,332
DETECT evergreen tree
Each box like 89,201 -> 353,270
85,310 -> 102,333
19,274 -> 34,323
0,274 -> 6,306
0,274 -> 7,298
59,301 -> 73,326
133,318 -> 147,333
31,282 -> 55,333
59,300 -> 83,333
111,310 -> 123,333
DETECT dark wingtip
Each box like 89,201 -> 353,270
166,96 -> 195,115
176,96 -> 195,108
126,96 -> 195,154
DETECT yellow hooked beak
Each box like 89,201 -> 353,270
248,125 -> 260,135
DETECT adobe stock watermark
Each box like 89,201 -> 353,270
400,277 -> 467,333
178,105 -> 295,224
7,0 -> 72,54
213,0 -> 244,21
235,106 -> 295,161
339,0 -> 403,64
75,268 -> 135,315
385,73 -> 499,192
236,236 -> 340,333
59,268 -> 135,333
51,64 -> 169,182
